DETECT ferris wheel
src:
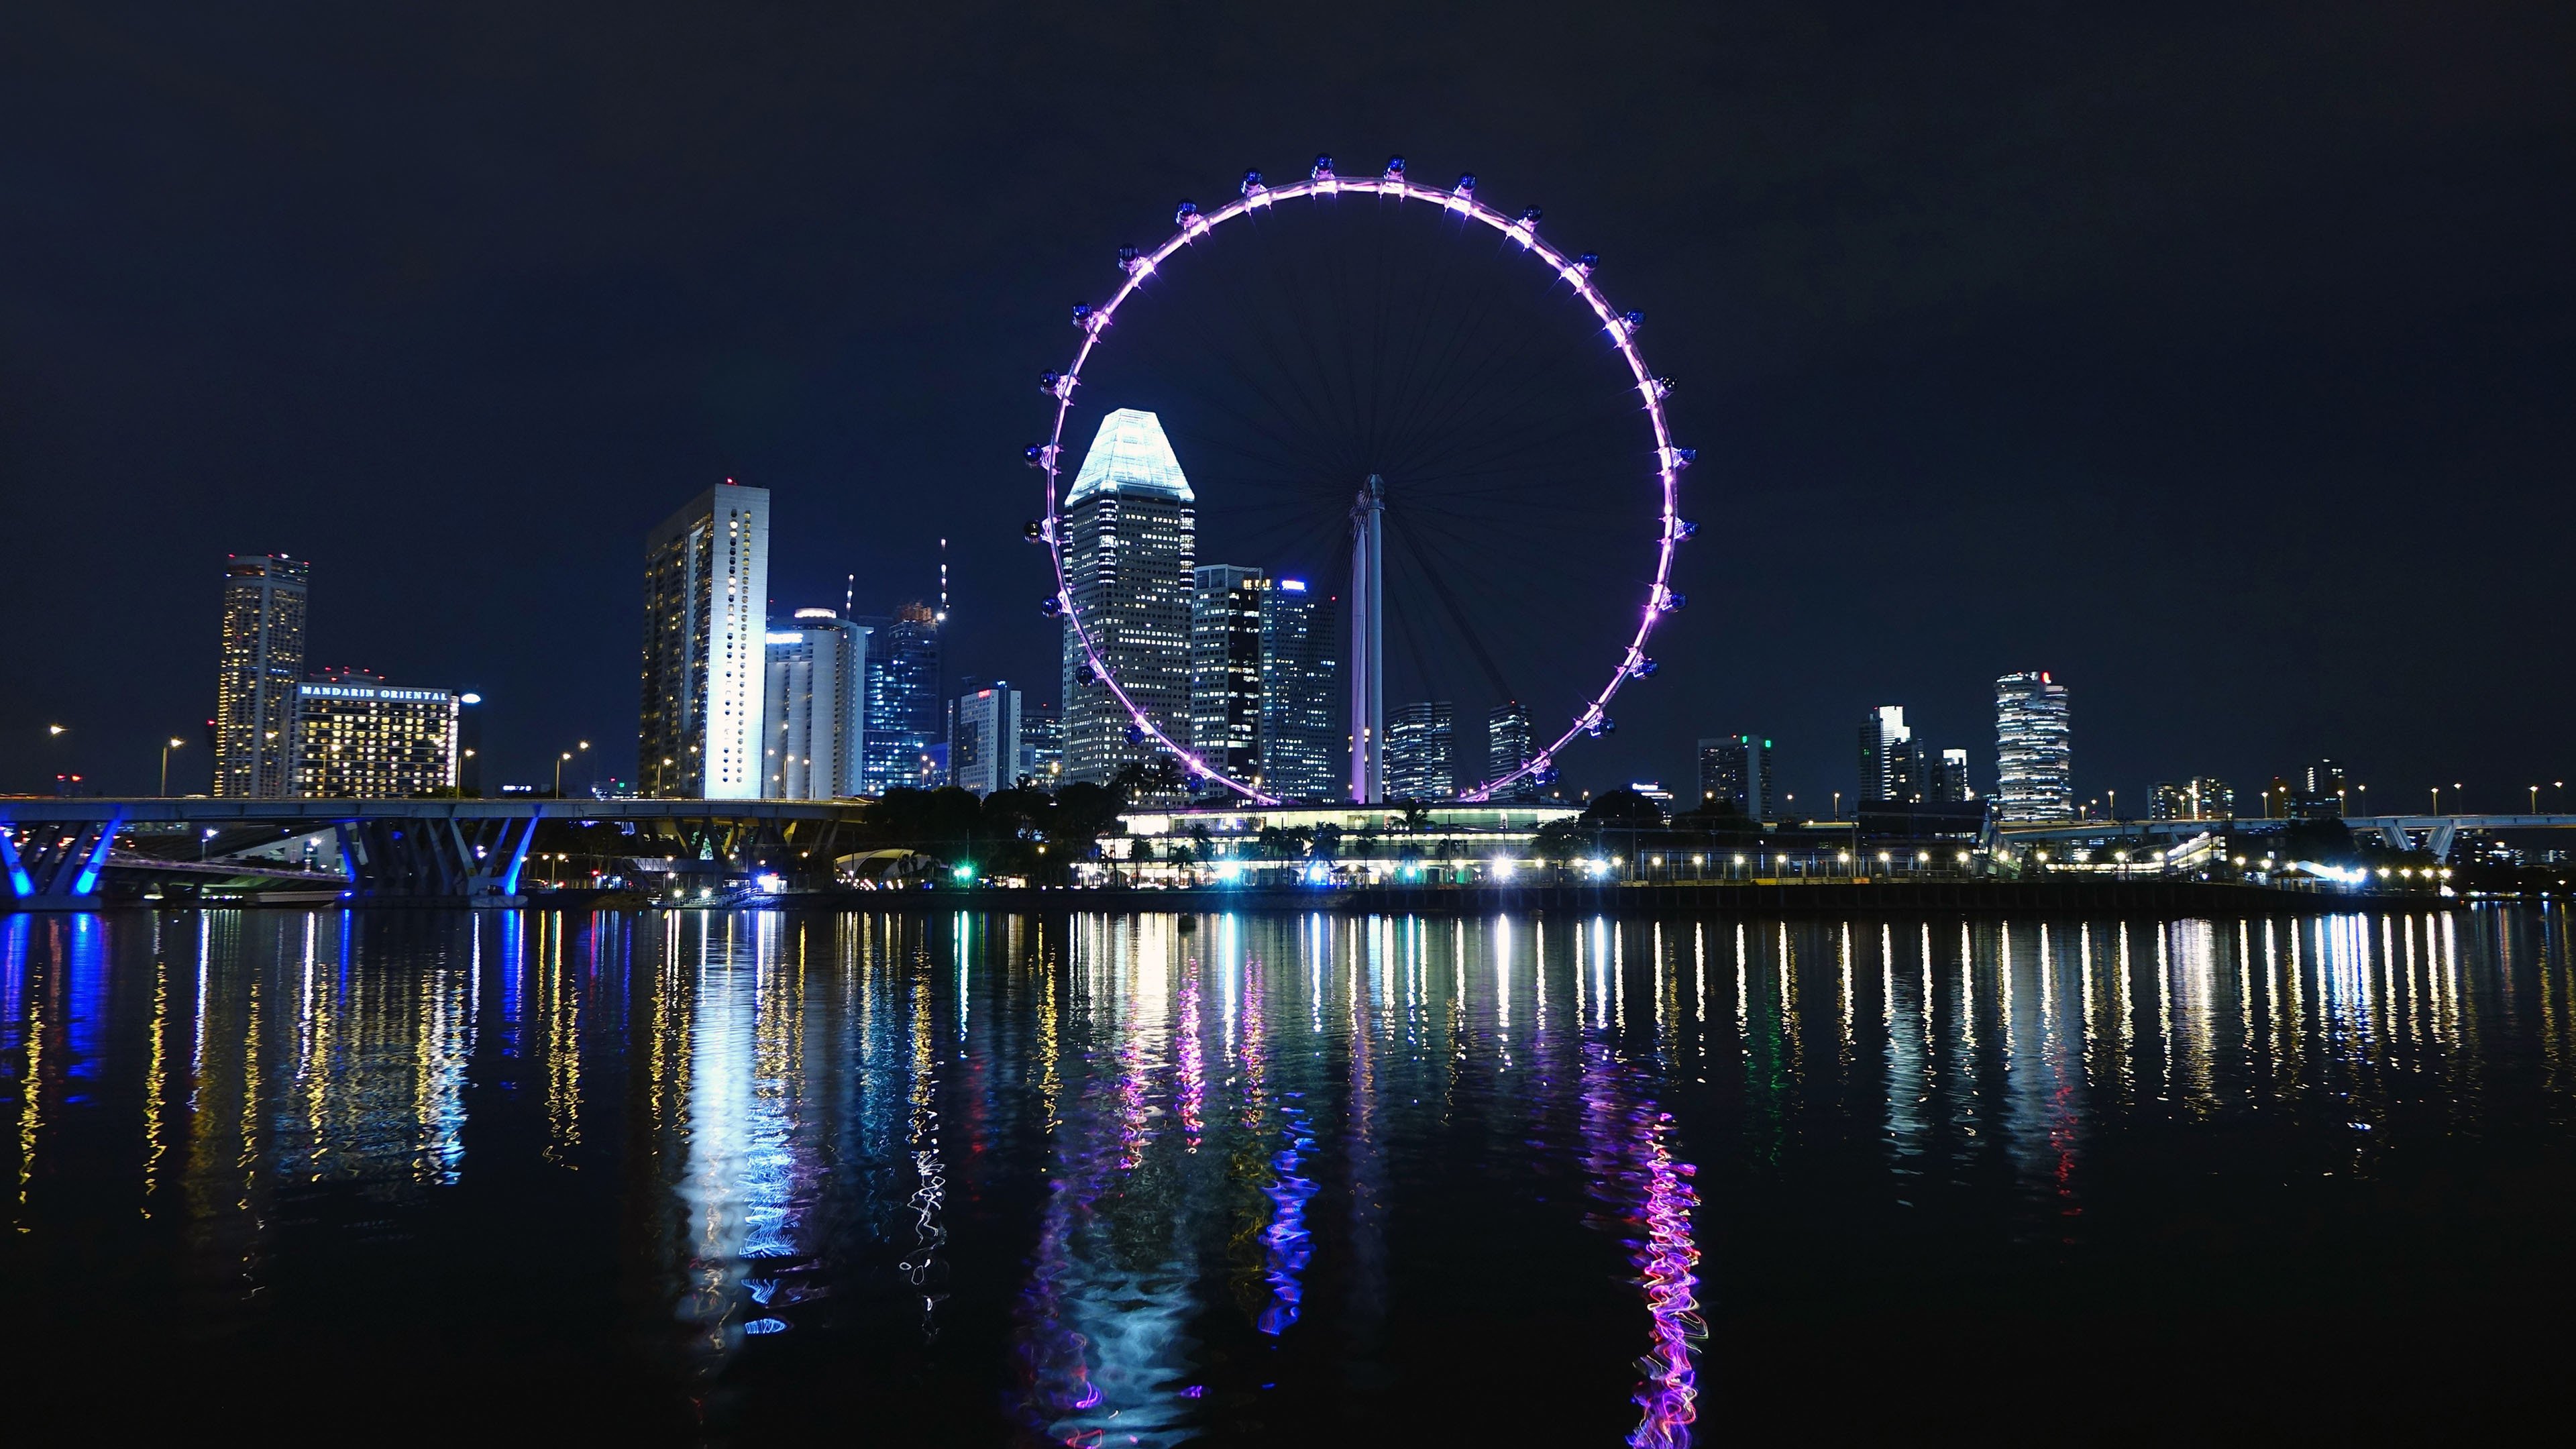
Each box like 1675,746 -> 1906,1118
1028,154 -> 1695,806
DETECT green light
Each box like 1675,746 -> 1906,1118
952,863 -> 975,881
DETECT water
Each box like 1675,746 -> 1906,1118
7,906 -> 2576,1440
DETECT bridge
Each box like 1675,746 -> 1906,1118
0,798 -> 869,910
1996,813 -> 2576,861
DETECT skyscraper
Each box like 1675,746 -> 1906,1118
1022,701 -> 1064,788
1994,670 -> 2074,822
1858,705 -> 1913,803
862,603 -> 942,794
213,553 -> 309,798
640,482 -> 770,800
1190,564 -> 1266,784
1931,747 -> 1973,802
1698,735 -> 1773,819
1487,702 -> 1536,802
292,672 -> 460,798
1059,409 -> 1196,788
1258,579 -> 1337,801
1385,701 -> 1454,803
763,608 -> 867,799
949,683 -> 1025,797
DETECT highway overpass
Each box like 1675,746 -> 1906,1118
0,798 -> 869,909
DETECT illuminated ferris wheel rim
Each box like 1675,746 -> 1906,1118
1032,157 -> 1695,806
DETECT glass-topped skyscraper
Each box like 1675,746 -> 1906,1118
214,553 -> 309,798
862,604 -> 941,794
1061,409 -> 1195,789
1258,580 -> 1337,801
1190,564 -> 1267,786
1994,670 -> 2073,822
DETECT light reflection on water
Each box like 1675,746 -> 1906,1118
3,906 -> 2575,1441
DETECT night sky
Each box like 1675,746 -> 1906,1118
5,3 -> 2570,810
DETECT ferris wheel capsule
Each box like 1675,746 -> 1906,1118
1123,722 -> 1149,745
1658,590 -> 1687,612
1038,595 -> 1063,618
1669,518 -> 1699,541
1240,168 -> 1266,195
1023,443 -> 1057,469
1534,763 -> 1560,786
1072,663 -> 1097,687
1310,154 -> 1334,181
1576,252 -> 1599,274
1454,172 -> 1477,197
1666,446 -> 1697,470
1383,155 -> 1407,181
1628,656 -> 1659,678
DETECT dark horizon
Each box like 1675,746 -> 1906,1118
4,3 -> 2570,811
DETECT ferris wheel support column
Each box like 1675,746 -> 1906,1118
1349,474 -> 1387,804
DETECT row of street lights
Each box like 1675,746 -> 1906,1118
41,723 -> 596,798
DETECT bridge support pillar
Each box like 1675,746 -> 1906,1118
334,813 -> 541,903
0,816 -> 121,911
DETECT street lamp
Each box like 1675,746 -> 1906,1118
160,737 -> 186,796
555,740 -> 592,798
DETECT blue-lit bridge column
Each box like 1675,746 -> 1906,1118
0,815 -> 121,911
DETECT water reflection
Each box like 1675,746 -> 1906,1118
5,906 -> 2576,1440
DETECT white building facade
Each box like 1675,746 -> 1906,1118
641,481 -> 770,800
762,608 -> 867,799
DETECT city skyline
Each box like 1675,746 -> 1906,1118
7,11 -> 2572,813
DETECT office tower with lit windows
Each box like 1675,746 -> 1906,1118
949,684 -> 1024,797
1257,579 -> 1337,801
1385,702 -> 1454,802
639,482 -> 770,800
1060,409 -> 1196,789
291,671 -> 460,798
1858,705 -> 1915,803
214,553 -> 310,798
1931,747 -> 1974,802
1994,670 -> 2074,822
2292,759 -> 2349,818
1022,701 -> 1063,787
1190,564 -> 1267,784
1698,735 -> 1774,818
2151,777 -> 2236,820
762,608 -> 867,799
1485,702 -> 1537,802
862,604 -> 942,793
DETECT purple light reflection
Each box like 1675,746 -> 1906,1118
1580,1042 -> 1704,1448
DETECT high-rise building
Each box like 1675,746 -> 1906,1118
2151,779 -> 2233,820
862,604 -> 943,794
1257,579 -> 1338,801
1190,564 -> 1266,784
1060,409 -> 1196,788
2292,759 -> 2348,818
291,672 -> 460,798
1385,701 -> 1454,802
214,554 -> 309,798
1022,702 -> 1064,788
1698,735 -> 1774,819
456,692 -> 485,796
949,683 -> 1024,797
1858,705 -> 1913,804
640,482 -> 770,800
763,608 -> 867,799
1487,702 -> 1536,802
1994,670 -> 2074,822
1931,747 -> 1973,803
